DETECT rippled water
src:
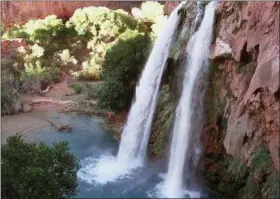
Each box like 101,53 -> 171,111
23,111 -> 219,198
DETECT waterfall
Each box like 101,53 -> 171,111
77,2 -> 184,185
117,2 -> 184,163
158,2 -> 217,198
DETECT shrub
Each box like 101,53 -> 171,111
97,30 -> 151,111
85,82 -> 102,99
1,75 -> 21,115
2,15 -> 65,45
2,26 -> 29,40
252,147 -> 273,175
67,7 -> 147,81
66,7 -> 139,38
9,44 -> 61,92
19,59 -> 61,92
78,55 -> 103,81
1,135 -> 79,199
71,83 -> 83,94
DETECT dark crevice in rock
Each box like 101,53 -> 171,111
274,88 -> 280,101
253,44 -> 260,61
252,87 -> 263,95
240,42 -> 252,64
243,134 -> 249,146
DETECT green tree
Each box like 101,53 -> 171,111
98,30 -> 151,111
1,135 -> 79,199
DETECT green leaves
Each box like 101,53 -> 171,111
67,7 -> 139,39
1,135 -> 79,199
97,30 -> 151,112
1,74 -> 21,115
2,15 -> 65,45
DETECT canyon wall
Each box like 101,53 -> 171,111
1,1 -> 142,28
150,1 -> 279,198
202,2 -> 279,198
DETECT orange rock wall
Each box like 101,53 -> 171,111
213,1 -> 279,169
1,1 -> 142,28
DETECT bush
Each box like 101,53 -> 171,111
1,135 -> 79,199
85,82 -> 102,99
2,15 -> 65,45
78,55 -> 103,80
71,83 -> 83,94
252,147 -> 273,175
66,7 -> 147,81
1,75 -> 21,115
19,58 -> 61,92
66,7 -> 139,38
9,44 -> 62,92
3,5 -> 159,96
97,30 -> 151,111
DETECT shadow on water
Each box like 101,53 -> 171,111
25,110 -> 220,198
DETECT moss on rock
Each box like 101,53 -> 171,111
149,84 -> 173,158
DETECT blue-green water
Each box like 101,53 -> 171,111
24,111 -> 219,198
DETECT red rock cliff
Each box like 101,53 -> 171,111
202,2 -> 279,197
210,0 -> 279,170
1,1 -> 142,28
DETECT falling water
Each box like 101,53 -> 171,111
158,2 -> 217,198
117,2 -> 184,163
78,2 -> 184,184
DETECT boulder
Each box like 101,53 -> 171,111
22,104 -> 32,113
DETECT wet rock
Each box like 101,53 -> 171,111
209,38 -> 233,60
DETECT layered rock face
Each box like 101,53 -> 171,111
151,1 -> 279,198
202,2 -> 279,198
213,2 -> 279,164
1,1 -> 141,28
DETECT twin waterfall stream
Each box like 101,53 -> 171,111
78,2 -> 217,198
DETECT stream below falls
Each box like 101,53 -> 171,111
16,110 -> 219,198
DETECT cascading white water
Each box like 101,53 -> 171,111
117,2 -> 184,163
77,2 -> 184,185
158,2 -> 217,198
